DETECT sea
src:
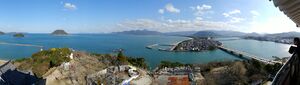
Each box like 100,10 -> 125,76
0,34 -> 292,69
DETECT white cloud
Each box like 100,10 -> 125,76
158,9 -> 164,14
191,4 -> 212,10
165,3 -> 180,13
64,3 -> 77,10
250,10 -> 260,19
222,13 -> 230,17
196,17 -> 203,20
248,14 -> 299,33
191,4 -> 212,16
230,17 -> 244,23
223,9 -> 244,23
229,9 -> 241,14
223,9 -> 241,17
117,18 -> 237,32
250,10 -> 260,16
118,4 -> 245,32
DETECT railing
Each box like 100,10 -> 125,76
272,53 -> 300,85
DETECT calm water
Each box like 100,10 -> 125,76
0,34 -> 291,68
220,37 -> 291,59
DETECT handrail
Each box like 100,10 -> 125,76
272,53 -> 297,85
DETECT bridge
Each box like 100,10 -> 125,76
146,44 -> 159,49
218,45 -> 282,64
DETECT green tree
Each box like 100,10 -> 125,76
117,51 -> 127,63
264,63 -> 282,75
251,59 -> 263,70
208,46 -> 216,50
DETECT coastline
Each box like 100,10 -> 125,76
0,59 -> 8,65
169,38 -> 193,51
243,38 -> 292,45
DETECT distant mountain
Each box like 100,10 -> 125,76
164,31 -> 198,36
209,30 -> 247,37
265,31 -> 300,38
244,32 -> 263,37
51,30 -> 68,35
114,29 -> 162,35
192,30 -> 247,37
193,31 -> 221,37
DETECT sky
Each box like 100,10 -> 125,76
0,0 -> 298,33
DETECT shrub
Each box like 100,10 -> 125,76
15,48 -> 72,77
159,61 -> 189,68
127,57 -> 148,69
117,51 -> 127,63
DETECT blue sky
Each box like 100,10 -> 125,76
0,0 -> 298,33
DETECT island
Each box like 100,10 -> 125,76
172,37 -> 222,51
0,31 -> 4,35
51,29 -> 68,35
13,33 -> 25,37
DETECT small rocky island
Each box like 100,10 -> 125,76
13,33 -> 25,37
0,31 -> 4,35
172,37 -> 222,51
51,29 -> 68,35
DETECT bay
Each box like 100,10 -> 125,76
0,34 -> 241,68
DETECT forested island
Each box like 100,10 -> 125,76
51,30 -> 68,35
13,33 -> 25,37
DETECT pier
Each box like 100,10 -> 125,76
218,46 -> 281,64
146,44 -> 159,49
146,43 -> 174,51
169,39 -> 192,51
145,41 -> 183,51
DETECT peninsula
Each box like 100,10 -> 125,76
172,37 -> 222,51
